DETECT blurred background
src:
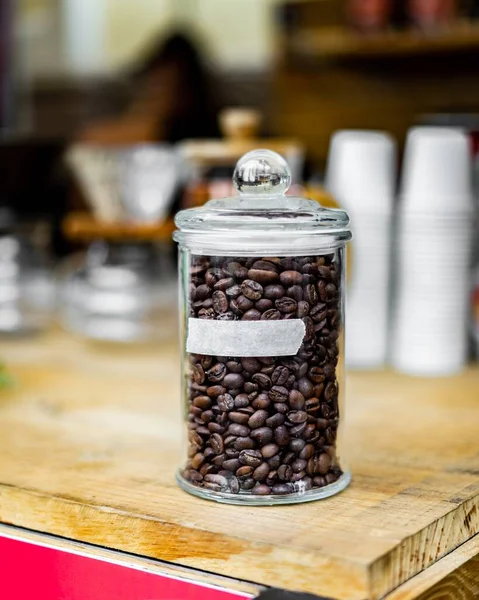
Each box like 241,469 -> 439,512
0,0 -> 479,374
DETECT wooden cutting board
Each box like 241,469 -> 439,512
0,330 -> 478,599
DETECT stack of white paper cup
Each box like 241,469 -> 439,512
391,127 -> 474,376
326,130 -> 397,369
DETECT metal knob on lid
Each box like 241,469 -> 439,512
233,149 -> 291,196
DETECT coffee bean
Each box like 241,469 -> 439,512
287,285 -> 303,302
252,483 -> 272,495
228,423 -> 250,437
236,465 -> 254,478
289,390 -> 305,410
268,455 -> 281,470
212,290 -> 228,314
223,373 -> 244,388
251,426 -> 273,445
248,410 -> 269,429
261,443 -> 279,458
239,449 -> 262,467
253,462 -> 270,481
229,411 -> 250,425
269,386 -> 289,403
309,367 -> 326,383
297,377 -> 314,399
324,382 -> 338,402
261,308 -> 282,320
207,363 -> 226,383
275,297 -> 297,313
241,280 -> 263,301
266,413 -> 285,428
217,393 -> 235,411
248,268 -> 279,285
280,271 -> 303,286
278,464 -> 293,481
256,298 -> 273,312
235,436 -> 256,450
297,301 -> 310,318
263,284 -> 286,300
272,483 -> 293,495
242,309 -> 262,321
274,425 -> 290,446
252,373 -> 271,389
272,366 -> 290,386
210,433 -> 224,455
252,393 -> 270,409
288,410 -> 308,424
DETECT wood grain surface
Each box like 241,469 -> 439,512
0,330 -> 479,599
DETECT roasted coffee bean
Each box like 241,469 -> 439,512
228,423 -> 250,437
269,386 -> 289,403
207,363 -> 226,383
229,411 -> 250,425
212,290 -> 228,314
266,413 -> 285,428
250,426 -> 273,445
305,397 -> 321,415
289,390 -> 305,410
272,366 -> 290,386
192,395 -> 211,410
324,382 -> 338,401
297,377 -> 314,399
252,373 -> 272,389
272,483 -> 293,495
275,297 -> 297,314
239,449 -> 263,467
287,285 -> 303,302
217,393 -> 235,412
309,367 -> 326,383
268,455 -> 281,470
225,284 -> 242,298
241,280 -> 263,301
233,393 -> 249,408
253,462 -> 270,481
252,393 -> 270,409
252,483 -> 272,495
224,373 -> 244,388
261,309 -> 282,320
242,309 -> 262,321
261,443 -> 279,458
256,298 -> 273,312
263,284 -> 285,300
226,360 -> 243,373
248,268 -> 279,285
274,425 -> 290,446
236,295 -> 254,312
223,459 -> 241,472
288,410 -> 308,424
236,465 -> 254,479
278,464 -> 293,481
280,270 -> 303,286
198,307 -> 215,319
248,409 -> 269,429
210,433 -> 224,455
297,301 -> 310,318
288,438 -> 305,453
235,436 -> 256,450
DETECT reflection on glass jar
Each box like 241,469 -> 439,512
407,0 -> 458,28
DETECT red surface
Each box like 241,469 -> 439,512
0,534 -> 250,600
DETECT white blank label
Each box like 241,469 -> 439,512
187,318 -> 306,357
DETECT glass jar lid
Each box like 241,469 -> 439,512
174,149 -> 351,255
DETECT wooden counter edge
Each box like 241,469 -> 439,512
386,534 -> 479,600
0,523 -> 262,597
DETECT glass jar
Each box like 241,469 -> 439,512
0,209 -> 55,336
174,150 -> 352,505
59,241 -> 176,344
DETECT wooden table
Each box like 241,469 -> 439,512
0,330 -> 478,599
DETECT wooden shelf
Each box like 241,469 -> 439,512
288,21 -> 479,60
63,212 -> 175,243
